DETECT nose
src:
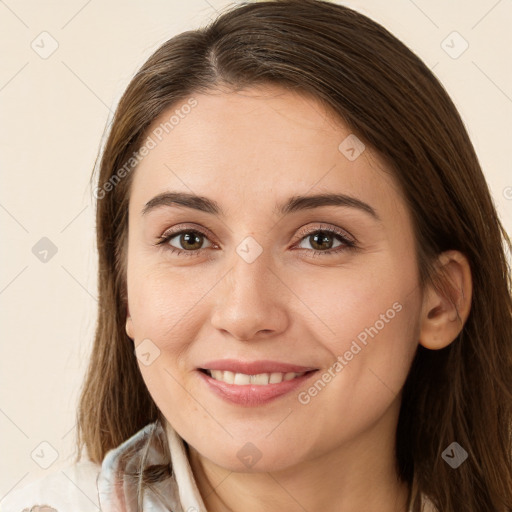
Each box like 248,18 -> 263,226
209,249 -> 290,341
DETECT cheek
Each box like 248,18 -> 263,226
288,253 -> 419,353
291,280 -> 420,448
126,257 -> 211,341
127,264 -> 205,414
289,252 -> 421,401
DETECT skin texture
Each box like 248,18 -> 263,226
125,85 -> 472,512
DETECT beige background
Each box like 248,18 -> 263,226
1,0 -> 511,500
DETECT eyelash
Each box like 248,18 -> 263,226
155,223 -> 357,258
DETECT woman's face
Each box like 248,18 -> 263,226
125,85 -> 423,472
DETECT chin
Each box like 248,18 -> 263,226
194,438 -> 307,474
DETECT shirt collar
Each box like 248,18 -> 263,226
96,420 -> 206,512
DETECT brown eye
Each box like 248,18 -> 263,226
308,231 -> 335,250
164,230 -> 213,251
178,231 -> 203,250
298,230 -> 346,251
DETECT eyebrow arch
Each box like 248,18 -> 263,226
141,191 -> 380,221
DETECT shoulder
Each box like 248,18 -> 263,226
0,459 -> 101,512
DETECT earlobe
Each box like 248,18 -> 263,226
419,250 -> 472,350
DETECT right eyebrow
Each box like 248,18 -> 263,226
141,192 -> 221,216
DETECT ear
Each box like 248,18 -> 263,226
419,250 -> 472,350
126,304 -> 134,340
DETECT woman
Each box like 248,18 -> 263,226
3,0 -> 511,511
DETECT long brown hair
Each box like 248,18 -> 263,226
77,1 -> 512,510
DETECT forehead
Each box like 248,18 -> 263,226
129,86 -> 404,221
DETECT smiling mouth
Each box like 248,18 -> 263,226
199,369 -> 315,385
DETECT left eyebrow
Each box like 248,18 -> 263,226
276,193 -> 381,221
141,191 -> 380,221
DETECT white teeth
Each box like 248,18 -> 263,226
206,370 -> 306,385
210,370 -> 223,381
223,371 -> 235,384
234,373 -> 251,385
269,372 -> 283,383
250,373 -> 270,385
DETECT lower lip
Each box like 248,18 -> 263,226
197,370 -> 318,407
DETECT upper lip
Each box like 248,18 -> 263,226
199,359 -> 318,374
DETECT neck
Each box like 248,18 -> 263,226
187,401 -> 410,512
